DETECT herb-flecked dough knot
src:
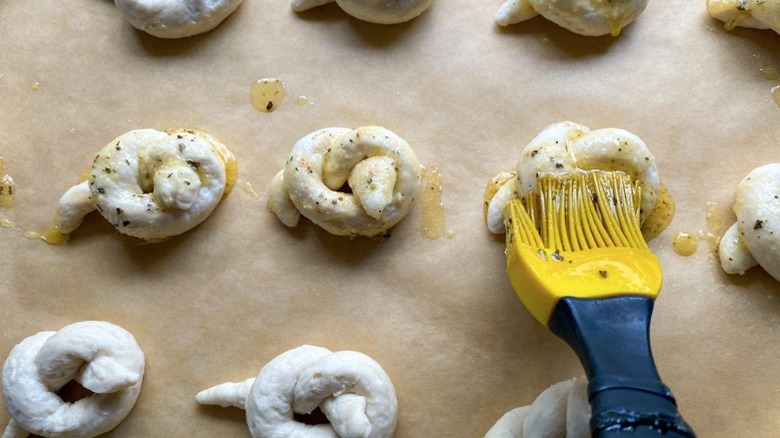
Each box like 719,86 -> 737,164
268,126 -> 422,238
56,127 -> 236,242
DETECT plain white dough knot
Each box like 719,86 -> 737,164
57,127 -> 236,241
292,0 -> 433,24
114,0 -> 245,38
495,0 -> 648,36
267,126 -> 422,237
485,378 -> 591,438
484,121 -> 660,234
196,345 -> 398,438
707,0 -> 780,33
718,163 -> 780,282
1,321 -> 145,438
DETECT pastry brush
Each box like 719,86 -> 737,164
505,170 -> 696,437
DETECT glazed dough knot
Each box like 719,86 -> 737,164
707,0 -> 780,33
292,0 -> 433,24
484,121 -> 660,234
57,127 -> 236,241
485,378 -> 590,438
719,163 -> 780,282
268,126 -> 422,237
197,345 -> 398,438
2,321 -> 145,438
495,0 -> 648,36
114,0 -> 245,38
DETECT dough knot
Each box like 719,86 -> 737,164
495,0 -> 648,36
484,121 -> 659,235
268,126 -> 422,237
718,163 -> 780,281
485,378 -> 591,438
114,0 -> 245,38
1,321 -> 145,438
291,0 -> 433,24
57,127 -> 236,241
707,0 -> 780,33
197,345 -> 398,438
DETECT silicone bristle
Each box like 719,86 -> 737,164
508,198 -> 543,248
510,171 -> 648,251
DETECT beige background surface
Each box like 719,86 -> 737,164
0,1 -> 778,437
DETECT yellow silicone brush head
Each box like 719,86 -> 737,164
505,171 -> 662,326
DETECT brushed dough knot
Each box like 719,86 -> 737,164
707,0 -> 780,33
485,378 -> 590,438
718,163 -> 780,281
1,321 -> 145,438
267,126 -> 422,237
291,0 -> 433,24
484,121 -> 660,234
56,127 -> 236,241
495,0 -> 648,36
196,345 -> 398,438
114,0 -> 245,38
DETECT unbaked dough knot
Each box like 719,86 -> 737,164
718,163 -> 780,281
1,321 -> 145,438
485,378 -> 591,438
196,345 -> 398,438
268,126 -> 422,237
707,0 -> 780,33
57,127 -> 236,241
291,0 -> 433,24
114,0 -> 245,38
484,121 -> 660,235
495,0 -> 648,36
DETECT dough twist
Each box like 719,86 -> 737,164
1,321 -> 144,438
719,163 -> 780,282
484,121 -> 660,234
707,0 -> 780,33
114,0 -> 244,38
485,378 -> 590,438
56,127 -> 236,241
292,0 -> 432,24
197,345 -> 398,438
495,0 -> 648,36
267,126 -> 422,238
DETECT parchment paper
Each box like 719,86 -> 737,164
0,1 -> 778,436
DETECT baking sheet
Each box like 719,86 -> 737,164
0,1 -> 778,436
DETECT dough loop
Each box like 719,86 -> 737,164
707,0 -> 780,33
2,321 -> 144,438
57,127 -> 236,241
719,163 -> 780,281
291,0 -> 433,24
267,126 -> 422,238
196,345 -> 398,438
485,378 -> 590,438
484,121 -> 660,234
495,0 -> 648,36
114,0 -> 244,38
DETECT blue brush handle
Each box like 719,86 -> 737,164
548,296 -> 696,437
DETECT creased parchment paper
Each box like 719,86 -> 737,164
0,2 -> 778,437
